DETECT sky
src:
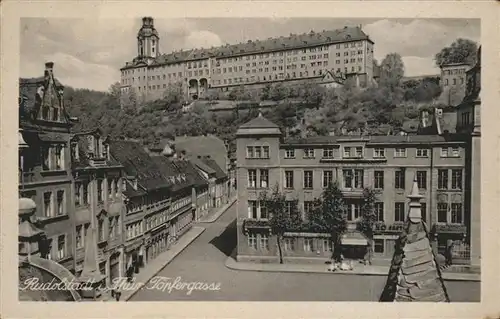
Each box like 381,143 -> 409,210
20,18 -> 480,92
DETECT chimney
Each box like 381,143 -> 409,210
44,62 -> 54,78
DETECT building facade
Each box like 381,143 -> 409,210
70,129 -> 126,285
439,62 -> 471,107
235,114 -> 469,264
120,17 -> 375,102
19,62 -> 76,272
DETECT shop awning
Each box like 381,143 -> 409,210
341,231 -> 368,246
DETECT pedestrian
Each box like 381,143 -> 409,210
115,290 -> 122,302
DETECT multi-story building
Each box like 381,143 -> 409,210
235,114 -> 468,264
419,47 -> 481,266
109,139 -> 198,278
19,62 -> 76,272
120,17 -> 375,102
70,128 -> 125,285
439,62 -> 471,106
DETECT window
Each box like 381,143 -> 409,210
248,201 -> 258,219
395,169 -> 405,190
97,179 -> 103,203
107,178 -> 113,199
374,239 -> 384,253
263,146 -> 270,158
75,183 -> 81,206
83,182 -> 89,205
303,148 -> 315,158
303,171 -> 313,189
248,233 -> 257,249
438,169 -> 449,190
451,147 -> 460,157
416,148 -> 429,157
98,219 -> 104,242
56,190 -> 65,216
375,202 -> 384,221
55,145 -> 64,170
323,147 -> 334,158
451,203 -> 463,224
395,202 -> 405,222
260,234 -> 269,250
394,148 -> 406,157
347,203 -> 361,221
451,169 -> 462,190
284,238 -> 295,251
354,147 -> 363,158
57,235 -> 66,260
304,238 -> 313,252
259,169 -> 269,188
421,203 -> 427,222
343,169 -> 364,189
343,147 -> 351,158
246,146 -> 254,158
259,201 -> 268,219
323,239 -> 332,252
304,201 -> 314,215
285,149 -> 295,158
248,169 -> 257,188
42,146 -> 51,170
440,147 -> 449,157
255,146 -> 262,158
374,148 -> 385,158
323,170 -> 333,188
285,171 -> 294,189
343,169 -> 353,188
416,171 -> 427,190
285,201 -> 294,215
374,171 -> 384,189
76,226 -> 84,249
437,203 -> 448,223
44,192 -> 53,217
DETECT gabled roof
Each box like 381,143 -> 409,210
190,156 -> 216,175
152,156 -> 194,193
240,113 -> 280,129
173,135 -> 228,173
19,63 -> 71,125
110,140 -> 170,191
380,179 -> 449,302
201,157 -> 227,180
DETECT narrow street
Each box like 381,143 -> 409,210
130,204 -> 480,302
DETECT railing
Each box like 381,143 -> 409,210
19,171 -> 36,184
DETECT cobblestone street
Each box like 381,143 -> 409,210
130,204 -> 480,302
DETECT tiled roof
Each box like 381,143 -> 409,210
173,159 -> 209,188
190,156 -> 216,175
201,157 -> 227,180
174,135 -> 228,174
380,220 -> 450,302
124,26 -> 370,69
110,140 -> 170,191
151,156 -> 194,193
19,75 -> 65,123
240,113 -> 281,129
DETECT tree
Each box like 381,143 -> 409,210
379,53 -> 405,91
269,83 -> 289,101
307,182 -> 347,261
259,185 -> 302,264
357,187 -> 378,265
435,38 -> 478,67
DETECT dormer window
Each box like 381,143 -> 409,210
71,142 -> 79,161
